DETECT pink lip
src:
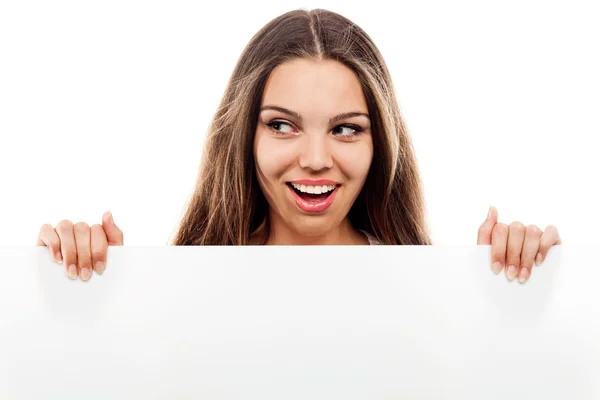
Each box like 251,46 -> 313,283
289,179 -> 340,186
287,184 -> 340,213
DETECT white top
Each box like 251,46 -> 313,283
359,229 -> 381,245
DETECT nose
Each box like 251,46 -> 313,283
298,133 -> 334,171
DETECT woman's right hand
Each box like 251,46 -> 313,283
36,210 -> 124,281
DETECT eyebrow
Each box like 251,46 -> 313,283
260,105 -> 370,125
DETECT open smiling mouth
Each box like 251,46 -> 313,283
285,182 -> 341,213
286,182 -> 336,200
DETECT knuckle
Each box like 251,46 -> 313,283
545,224 -> 558,233
56,219 -> 73,233
37,225 -> 52,244
91,224 -> 108,238
39,223 -> 53,232
91,224 -> 107,242
526,224 -> 542,236
509,221 -> 525,232
73,222 -> 90,233
493,223 -> 508,235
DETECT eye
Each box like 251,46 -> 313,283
265,120 -> 364,139
266,121 -> 297,135
333,125 -> 363,138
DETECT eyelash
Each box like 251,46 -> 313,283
265,120 -> 364,139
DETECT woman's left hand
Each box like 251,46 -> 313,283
477,206 -> 561,283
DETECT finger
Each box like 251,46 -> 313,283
536,225 -> 561,266
55,220 -> 78,279
73,222 -> 93,281
505,221 -> 526,281
90,224 -> 108,275
518,224 -> 543,283
37,224 -> 63,264
477,206 -> 498,245
490,222 -> 508,274
102,210 -> 124,246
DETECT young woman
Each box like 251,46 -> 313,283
36,9 -> 561,283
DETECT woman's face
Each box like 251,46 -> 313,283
254,58 -> 373,243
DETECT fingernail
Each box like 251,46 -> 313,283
535,252 -> 543,266
80,267 -> 91,281
67,264 -> 78,280
95,261 -> 105,275
491,261 -> 503,274
487,206 -> 493,220
55,251 -> 63,264
518,267 -> 530,283
109,210 -> 114,224
507,265 -> 517,281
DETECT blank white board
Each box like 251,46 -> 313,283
0,245 -> 598,399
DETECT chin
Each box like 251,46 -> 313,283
288,215 -> 340,237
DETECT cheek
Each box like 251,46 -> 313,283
254,135 -> 296,184
335,143 -> 373,179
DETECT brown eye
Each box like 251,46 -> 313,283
332,124 -> 363,138
266,121 -> 297,135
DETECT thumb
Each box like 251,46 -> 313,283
102,210 -> 124,245
477,205 -> 498,245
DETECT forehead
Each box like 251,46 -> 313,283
260,58 -> 368,115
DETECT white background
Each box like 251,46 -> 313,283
1,0 -> 598,246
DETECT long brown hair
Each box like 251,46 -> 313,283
169,8 -> 432,245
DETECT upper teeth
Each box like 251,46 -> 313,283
291,183 -> 336,194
